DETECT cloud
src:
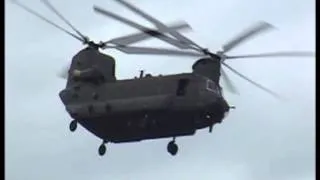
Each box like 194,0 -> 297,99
5,0 -> 315,179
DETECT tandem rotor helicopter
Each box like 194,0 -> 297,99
12,0 -> 314,156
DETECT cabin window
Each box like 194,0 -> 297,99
105,104 -> 112,112
176,78 -> 190,96
73,85 -> 81,91
92,92 -> 99,100
88,105 -> 94,114
72,93 -> 79,99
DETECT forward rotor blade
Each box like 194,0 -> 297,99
221,62 -> 282,99
41,0 -> 87,42
107,21 -> 191,46
114,46 -> 203,57
222,21 -> 275,53
226,51 -> 315,59
93,5 -> 191,49
11,0 -> 83,42
111,0 -> 203,51
221,68 -> 239,94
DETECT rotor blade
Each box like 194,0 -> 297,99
41,0 -> 87,42
111,0 -> 203,51
221,62 -> 282,99
114,46 -> 204,57
107,21 -> 191,46
220,68 -> 239,94
225,51 -> 315,59
222,21 -> 275,53
93,5 -> 191,49
11,0 -> 83,42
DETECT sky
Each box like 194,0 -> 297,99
5,0 -> 315,180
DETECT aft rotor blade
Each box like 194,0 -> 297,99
221,62 -> 282,99
107,21 -> 191,46
11,0 -> 83,42
114,46 -> 204,57
93,5 -> 191,49
112,0 -> 203,51
222,21 -> 275,53
41,0 -> 88,42
221,68 -> 239,94
225,51 -> 315,59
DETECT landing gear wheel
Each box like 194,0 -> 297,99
167,141 -> 178,156
98,144 -> 106,156
69,120 -> 77,132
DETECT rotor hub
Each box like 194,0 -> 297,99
87,41 -> 103,49
208,52 -> 221,61
202,48 -> 211,55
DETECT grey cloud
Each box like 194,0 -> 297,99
5,0 -> 315,180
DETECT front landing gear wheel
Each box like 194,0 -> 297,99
98,144 -> 106,156
69,120 -> 77,132
167,141 -> 178,156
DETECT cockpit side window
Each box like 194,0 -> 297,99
176,78 -> 190,96
206,79 -> 215,91
206,79 -> 221,95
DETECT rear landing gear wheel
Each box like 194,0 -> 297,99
167,141 -> 178,156
69,120 -> 77,132
98,141 -> 107,156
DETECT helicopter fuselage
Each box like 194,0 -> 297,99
59,73 -> 230,143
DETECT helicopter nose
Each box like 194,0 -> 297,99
221,99 -> 231,112
213,97 -> 231,115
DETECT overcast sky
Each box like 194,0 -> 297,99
5,0 -> 315,180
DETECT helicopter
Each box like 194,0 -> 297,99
12,0 -> 315,156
